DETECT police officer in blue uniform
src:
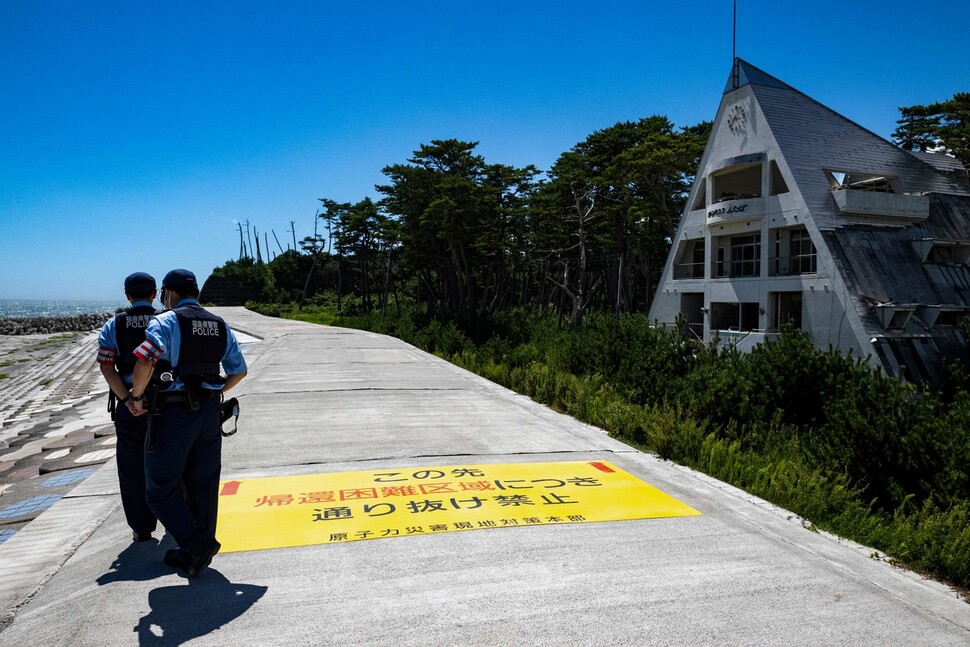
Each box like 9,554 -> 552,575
129,269 -> 247,577
96,272 -> 160,542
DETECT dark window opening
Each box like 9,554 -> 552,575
826,170 -> 898,193
712,163 -> 762,202
679,293 -> 705,340
770,292 -> 802,331
714,244 -> 728,278
889,311 -> 911,329
937,311 -> 966,327
711,301 -> 761,332
674,239 -> 706,279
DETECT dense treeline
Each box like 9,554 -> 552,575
253,302 -> 970,592
213,117 -> 710,325
893,91 -> 970,167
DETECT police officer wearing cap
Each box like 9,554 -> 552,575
129,269 -> 248,578
95,272 -> 160,542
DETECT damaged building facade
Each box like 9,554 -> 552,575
648,59 -> 970,383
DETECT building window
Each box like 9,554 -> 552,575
711,301 -> 761,331
714,243 -> 728,277
712,163 -> 762,202
769,292 -> 802,330
888,310 -> 912,330
936,311 -> 966,327
679,293 -> 704,340
730,234 -> 761,277
789,229 -> 817,274
769,227 -> 816,276
826,170 -> 898,193
674,239 -> 706,279
926,243 -> 970,265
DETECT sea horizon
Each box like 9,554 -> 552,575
0,299 -> 131,318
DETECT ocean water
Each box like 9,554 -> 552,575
0,299 -> 130,318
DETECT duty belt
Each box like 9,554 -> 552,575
157,390 -> 220,405
147,389 -> 221,454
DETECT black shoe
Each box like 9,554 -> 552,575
164,548 -> 193,570
185,541 -> 221,579
132,531 -> 154,542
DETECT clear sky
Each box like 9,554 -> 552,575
2,0 -> 968,300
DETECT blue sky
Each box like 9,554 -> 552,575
2,0 -> 968,300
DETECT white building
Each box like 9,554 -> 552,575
648,59 -> 970,383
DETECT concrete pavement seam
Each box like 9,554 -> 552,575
227,448 -> 634,470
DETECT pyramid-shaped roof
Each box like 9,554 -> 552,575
723,59 -> 794,94
725,59 -> 969,230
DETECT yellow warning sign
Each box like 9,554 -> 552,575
216,460 -> 701,553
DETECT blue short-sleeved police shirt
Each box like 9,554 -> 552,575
96,300 -> 154,383
134,299 -> 247,391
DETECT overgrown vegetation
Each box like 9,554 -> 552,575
232,92 -> 970,595
249,301 -> 970,593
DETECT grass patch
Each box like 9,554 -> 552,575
32,333 -> 80,349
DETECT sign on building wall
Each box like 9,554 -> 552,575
217,460 -> 702,552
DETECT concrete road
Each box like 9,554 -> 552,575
1,307 -> 967,646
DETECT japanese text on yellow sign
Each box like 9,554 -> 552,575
217,461 -> 701,553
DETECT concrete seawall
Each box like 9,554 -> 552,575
1,307 -> 968,645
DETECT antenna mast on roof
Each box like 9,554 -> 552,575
732,0 -> 739,89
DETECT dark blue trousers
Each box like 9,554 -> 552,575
144,397 -> 222,557
114,405 -> 157,536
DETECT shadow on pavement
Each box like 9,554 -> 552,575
134,568 -> 268,645
96,539 -> 170,585
96,539 -> 268,645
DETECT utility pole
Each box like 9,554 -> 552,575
272,229 -> 285,254
290,220 -> 297,252
238,222 -> 246,259
300,210 -> 323,309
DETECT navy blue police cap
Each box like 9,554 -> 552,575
161,268 -> 198,290
124,272 -> 156,293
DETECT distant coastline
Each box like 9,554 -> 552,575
0,313 -> 113,335
0,300 -> 125,335
0,299 -> 128,319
